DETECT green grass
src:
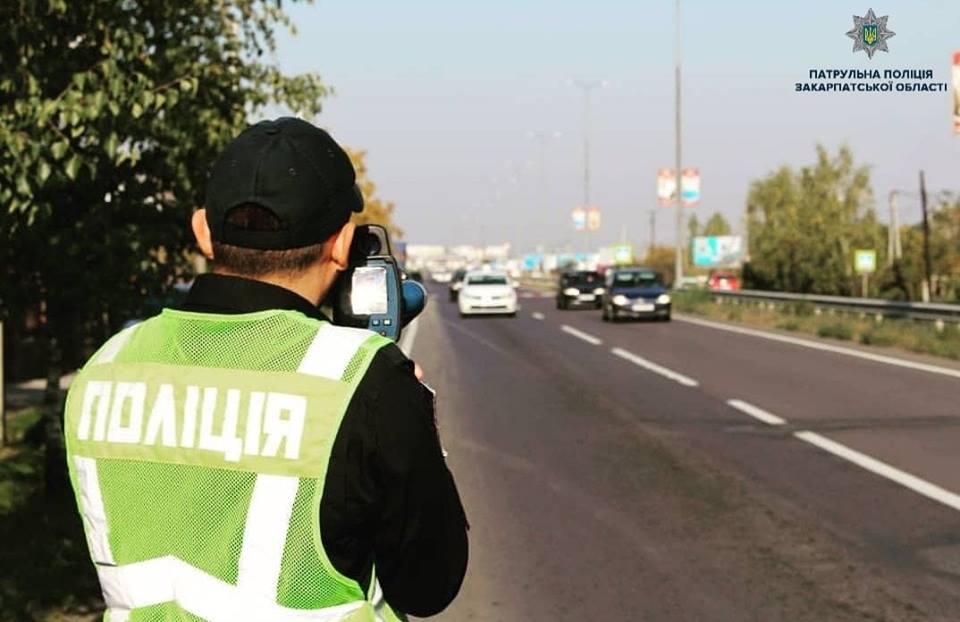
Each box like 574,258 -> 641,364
672,290 -> 960,361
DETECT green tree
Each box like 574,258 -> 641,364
703,212 -> 732,236
641,245 -> 676,286
0,1 -> 327,450
884,193 -> 960,301
744,145 -> 881,295
346,147 -> 402,240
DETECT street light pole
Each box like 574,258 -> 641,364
673,0 -> 684,287
572,79 -> 605,255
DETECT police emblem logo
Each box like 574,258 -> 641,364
846,8 -> 895,59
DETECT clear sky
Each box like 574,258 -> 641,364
273,1 -> 960,252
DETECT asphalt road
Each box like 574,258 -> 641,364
411,287 -> 960,621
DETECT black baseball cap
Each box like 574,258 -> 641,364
205,117 -> 364,250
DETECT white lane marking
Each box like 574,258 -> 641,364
398,318 -> 420,357
675,314 -> 960,381
610,347 -> 699,387
561,325 -> 602,346
532,312 -> 545,321
794,430 -> 960,513
726,399 -> 786,426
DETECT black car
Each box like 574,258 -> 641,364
448,268 -> 467,302
601,268 -> 671,322
556,270 -> 604,310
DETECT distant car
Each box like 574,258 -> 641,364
556,270 -> 604,310
431,270 -> 453,284
448,268 -> 467,302
458,271 -> 517,317
707,272 -> 741,291
601,268 -> 671,322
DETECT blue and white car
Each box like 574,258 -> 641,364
601,268 -> 671,322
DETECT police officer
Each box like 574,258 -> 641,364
63,117 -> 468,621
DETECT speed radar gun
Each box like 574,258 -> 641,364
329,224 -> 426,341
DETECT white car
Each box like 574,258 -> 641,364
458,271 -> 518,317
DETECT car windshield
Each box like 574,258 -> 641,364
613,271 -> 662,287
562,272 -> 601,286
467,275 -> 508,285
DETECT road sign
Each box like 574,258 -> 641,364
657,169 -> 676,206
613,244 -> 634,265
681,168 -> 700,206
572,207 -> 586,231
854,249 -> 877,274
587,206 -> 601,231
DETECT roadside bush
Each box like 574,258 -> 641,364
776,319 -> 801,331
859,326 -> 898,347
817,322 -> 853,341
913,327 -> 960,360
672,290 -> 712,313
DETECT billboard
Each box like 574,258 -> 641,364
680,168 -> 700,206
572,207 -> 586,231
954,51 -> 960,134
587,206 -> 601,231
692,236 -> 745,268
657,169 -> 676,206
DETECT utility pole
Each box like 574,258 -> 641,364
887,190 -> 902,266
919,171 -> 932,302
673,0 -> 684,287
649,209 -> 657,256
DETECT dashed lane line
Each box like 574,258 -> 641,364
794,430 -> 960,513
726,399 -> 786,426
561,325 -> 602,346
532,312 -> 545,320
610,347 -> 699,387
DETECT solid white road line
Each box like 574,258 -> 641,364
532,312 -> 545,320
794,430 -> 960,513
726,399 -> 786,426
398,318 -> 420,357
561,325 -> 602,346
610,347 -> 699,387
675,314 -> 960,381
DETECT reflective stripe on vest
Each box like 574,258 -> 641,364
67,320 -> 389,622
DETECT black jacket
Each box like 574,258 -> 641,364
182,274 -> 468,617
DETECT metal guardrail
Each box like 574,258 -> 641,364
700,289 -> 960,323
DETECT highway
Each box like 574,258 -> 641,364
410,287 -> 960,621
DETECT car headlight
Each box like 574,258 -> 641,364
656,294 -> 671,304
612,294 -> 629,306
563,287 -> 580,296
594,288 -> 605,295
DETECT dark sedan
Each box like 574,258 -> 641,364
556,270 -> 604,310
601,268 -> 671,322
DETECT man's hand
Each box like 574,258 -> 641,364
413,362 -> 424,382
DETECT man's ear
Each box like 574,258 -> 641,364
192,210 -> 214,259
329,221 -> 356,271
